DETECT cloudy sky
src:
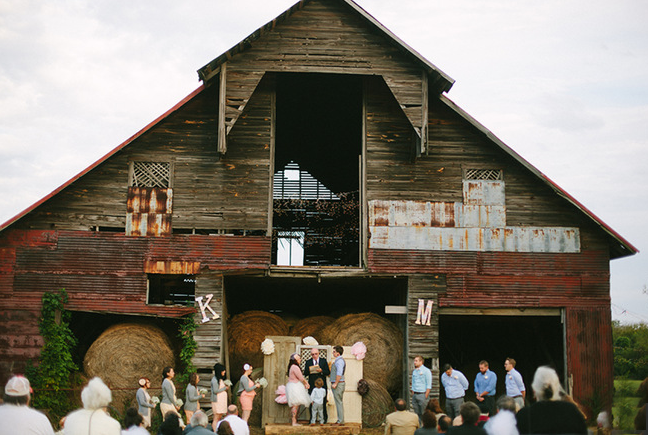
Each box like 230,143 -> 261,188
1,0 -> 646,322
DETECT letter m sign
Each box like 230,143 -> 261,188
415,299 -> 434,326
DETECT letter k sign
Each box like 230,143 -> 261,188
195,294 -> 220,323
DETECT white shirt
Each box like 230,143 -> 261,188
121,426 -> 150,435
219,415 -> 249,435
484,410 -> 519,435
0,404 -> 55,435
64,408 -> 121,435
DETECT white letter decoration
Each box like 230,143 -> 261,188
415,299 -> 434,326
195,294 -> 220,323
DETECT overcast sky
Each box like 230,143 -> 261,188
1,0 -> 646,323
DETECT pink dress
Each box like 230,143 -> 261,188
239,377 -> 256,411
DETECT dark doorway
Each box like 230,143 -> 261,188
273,73 -> 363,267
439,315 -> 564,407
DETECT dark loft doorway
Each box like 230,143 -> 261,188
273,73 -> 363,267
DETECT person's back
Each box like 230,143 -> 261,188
0,375 -> 54,435
414,410 -> 438,435
385,399 -> 420,435
219,405 -> 249,435
447,402 -> 487,435
64,377 -> 121,435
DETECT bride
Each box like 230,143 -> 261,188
285,353 -> 312,426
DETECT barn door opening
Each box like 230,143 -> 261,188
273,73 -> 362,267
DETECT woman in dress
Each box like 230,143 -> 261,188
285,353 -> 311,426
211,363 -> 230,431
135,377 -> 155,428
160,366 -> 185,428
184,372 -> 205,423
237,363 -> 260,423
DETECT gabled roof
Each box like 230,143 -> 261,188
439,94 -> 638,259
0,85 -> 206,233
197,0 -> 455,93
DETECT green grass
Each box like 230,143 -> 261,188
613,379 -> 643,430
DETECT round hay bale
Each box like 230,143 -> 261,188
321,312 -> 403,394
84,323 -> 174,412
289,316 -> 335,344
362,378 -> 393,428
228,311 -> 288,379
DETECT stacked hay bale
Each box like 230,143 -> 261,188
289,316 -> 335,344
322,313 -> 403,395
84,323 -> 175,412
228,311 -> 288,379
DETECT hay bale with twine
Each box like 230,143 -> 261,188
289,316 -> 335,344
84,323 -> 175,412
362,378 -> 394,428
322,312 -> 403,394
228,311 -> 288,379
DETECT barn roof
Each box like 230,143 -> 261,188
0,1 -> 637,259
196,0 -> 455,93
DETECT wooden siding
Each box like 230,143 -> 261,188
193,272 -> 224,369
407,276 -> 443,399
220,0 -> 426,143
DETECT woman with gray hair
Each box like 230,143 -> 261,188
63,377 -> 121,435
515,366 -> 587,434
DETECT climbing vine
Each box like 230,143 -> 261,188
26,289 -> 81,423
176,314 -> 198,388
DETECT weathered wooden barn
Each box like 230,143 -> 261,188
0,0 -> 637,420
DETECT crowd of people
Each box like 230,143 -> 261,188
396,358 -> 590,435
3,352 -> 647,434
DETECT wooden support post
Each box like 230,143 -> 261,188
421,72 -> 429,155
218,63 -> 227,155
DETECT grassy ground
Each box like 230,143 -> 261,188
612,379 -> 643,431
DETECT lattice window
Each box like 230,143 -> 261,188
464,169 -> 503,181
131,162 -> 171,188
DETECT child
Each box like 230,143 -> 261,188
310,378 -> 326,425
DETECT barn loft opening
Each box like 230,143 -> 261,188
273,73 -> 363,267
438,314 -> 565,408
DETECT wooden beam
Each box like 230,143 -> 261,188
440,307 -> 561,317
421,72 -> 429,155
217,63 -> 227,155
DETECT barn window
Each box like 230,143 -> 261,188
464,169 -> 503,181
130,161 -> 171,188
272,73 -> 361,267
147,274 -> 195,305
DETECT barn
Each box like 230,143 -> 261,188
0,0 -> 637,424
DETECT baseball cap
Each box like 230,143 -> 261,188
5,376 -> 31,396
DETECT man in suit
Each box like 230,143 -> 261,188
304,347 -> 330,423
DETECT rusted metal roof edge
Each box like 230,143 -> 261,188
439,94 -> 639,259
0,85 -> 206,233
196,0 -> 454,93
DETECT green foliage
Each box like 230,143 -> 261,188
613,321 -> 648,380
26,289 -> 81,424
176,314 -> 198,388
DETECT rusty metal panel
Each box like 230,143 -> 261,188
369,200 -> 456,227
126,187 -> 173,237
144,260 -> 201,274
369,226 -> 580,253
458,205 -> 506,227
463,180 -> 505,205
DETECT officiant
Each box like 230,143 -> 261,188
304,347 -> 331,423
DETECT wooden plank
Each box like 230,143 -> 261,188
218,63 -> 227,154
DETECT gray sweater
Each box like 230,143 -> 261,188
211,377 -> 227,402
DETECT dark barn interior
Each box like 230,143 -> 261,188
438,314 -> 565,407
273,73 -> 363,267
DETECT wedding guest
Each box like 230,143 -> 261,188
237,364 -> 260,423
64,377 -> 121,434
136,377 -> 155,428
185,372 -> 205,423
161,367 -> 185,428
121,407 -> 149,434
211,363 -> 229,430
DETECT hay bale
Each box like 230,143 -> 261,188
289,316 -> 335,344
321,312 -> 402,394
84,323 -> 174,412
362,379 -> 393,428
228,311 -> 288,379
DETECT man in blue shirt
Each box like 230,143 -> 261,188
411,355 -> 432,423
330,345 -> 346,425
441,363 -> 468,420
504,357 -> 526,410
474,360 -> 497,415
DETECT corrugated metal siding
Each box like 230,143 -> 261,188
566,306 -> 614,419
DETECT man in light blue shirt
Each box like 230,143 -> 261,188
330,345 -> 346,425
440,363 -> 468,420
410,355 -> 432,423
474,360 -> 497,415
504,357 -> 526,410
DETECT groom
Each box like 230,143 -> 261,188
304,347 -> 330,423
